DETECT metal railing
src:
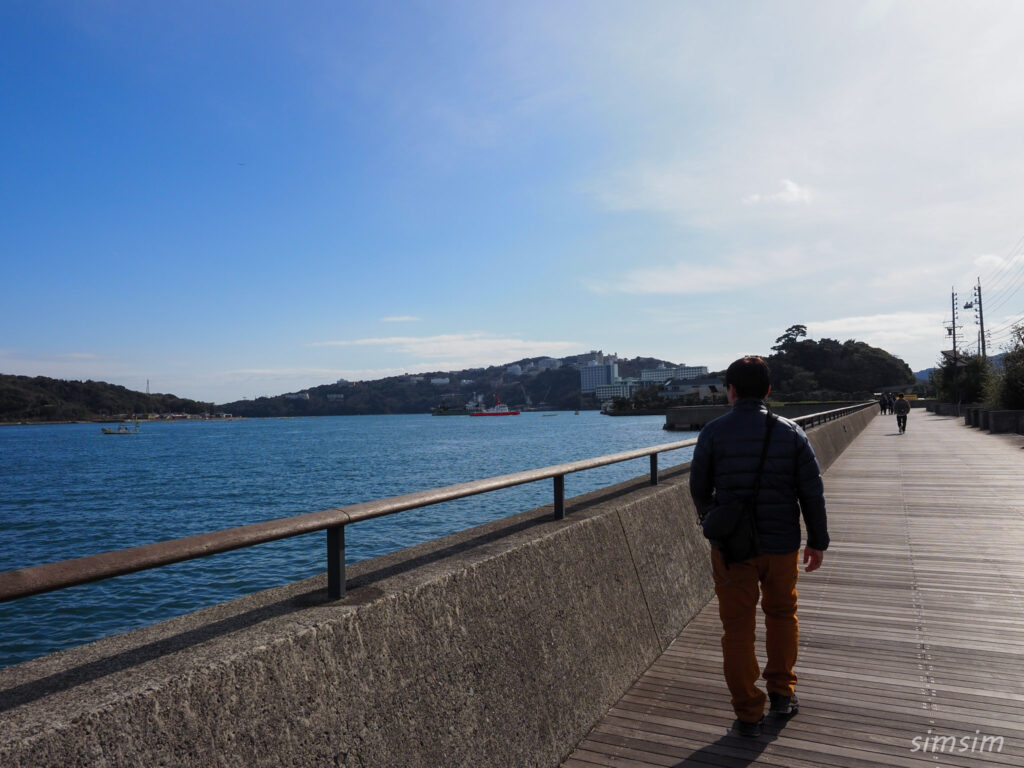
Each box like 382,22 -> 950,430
0,403 -> 874,603
794,402 -> 874,428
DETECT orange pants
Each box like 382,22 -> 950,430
712,547 -> 800,722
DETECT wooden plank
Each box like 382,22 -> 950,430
562,413 -> 1024,767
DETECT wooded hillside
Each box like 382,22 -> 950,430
0,375 -> 212,422
767,325 -> 917,399
219,356 -> 673,417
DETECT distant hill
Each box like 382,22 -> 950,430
615,328 -> 919,413
0,374 -> 212,423
915,351 -> 1005,382
8,336 -> 920,422
2,335 -> 921,423
219,354 -> 680,417
766,332 -> 917,399
0,354 -> 684,422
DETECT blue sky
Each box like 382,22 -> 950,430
3,1 -> 1024,404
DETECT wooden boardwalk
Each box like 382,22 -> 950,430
563,411 -> 1024,767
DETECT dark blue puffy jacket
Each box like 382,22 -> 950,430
689,398 -> 829,554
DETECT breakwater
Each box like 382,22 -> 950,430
0,405 -> 876,767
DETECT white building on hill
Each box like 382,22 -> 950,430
594,379 -> 642,401
640,365 -> 709,384
580,360 -> 619,393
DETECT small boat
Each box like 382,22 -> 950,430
470,395 -> 521,417
102,417 -> 140,434
433,393 -> 486,415
431,404 -> 471,416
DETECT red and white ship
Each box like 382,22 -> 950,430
470,395 -> 521,417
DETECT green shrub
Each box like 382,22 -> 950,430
988,325 -> 1024,409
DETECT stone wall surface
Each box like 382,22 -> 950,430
0,406 -> 876,768
806,406 -> 877,473
953,406 -> 1024,435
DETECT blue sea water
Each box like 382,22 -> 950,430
0,412 -> 696,669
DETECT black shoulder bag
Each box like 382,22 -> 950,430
700,412 -> 777,566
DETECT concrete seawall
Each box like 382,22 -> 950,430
665,401 -> 868,431
806,404 -> 877,472
0,407 -> 875,767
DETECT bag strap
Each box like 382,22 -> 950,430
749,411 -> 777,507
721,410 -> 777,569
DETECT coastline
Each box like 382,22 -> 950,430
1,417 -> 248,428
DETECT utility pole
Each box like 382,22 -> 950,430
944,288 -> 962,414
962,279 -> 987,358
947,288 -> 960,361
975,278 -> 987,359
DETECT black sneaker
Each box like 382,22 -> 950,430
733,717 -> 764,738
768,692 -> 798,717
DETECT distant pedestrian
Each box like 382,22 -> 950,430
689,356 -> 829,739
878,394 -> 886,414
894,393 -> 910,434
886,394 -> 895,414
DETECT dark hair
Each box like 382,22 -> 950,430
725,356 -> 771,399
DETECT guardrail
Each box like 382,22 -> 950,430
795,402 -> 874,428
0,402 -> 874,603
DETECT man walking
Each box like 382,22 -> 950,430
894,392 -> 910,433
689,356 -> 829,738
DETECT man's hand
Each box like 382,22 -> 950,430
803,547 -> 824,573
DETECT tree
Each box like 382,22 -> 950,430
932,353 -> 990,404
772,324 -> 808,353
766,327 -> 914,398
789,370 -> 819,394
987,324 -> 1024,409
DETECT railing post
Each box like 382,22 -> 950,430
327,524 -> 346,599
553,475 -> 565,519
650,454 -> 659,485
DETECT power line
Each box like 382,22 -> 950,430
949,236 -> 1024,357
981,233 -> 1024,285
988,325 -> 1024,351
983,264 -> 1024,313
975,234 -> 1024,311
985,312 -> 1024,339
987,328 -> 1023,353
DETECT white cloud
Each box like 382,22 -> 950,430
576,1 -> 1024,317
309,332 -> 580,366
588,163 -> 705,216
744,179 -> 813,205
587,262 -> 755,295
806,313 -> 946,365
969,241 -> 1024,292
379,315 -> 422,323
586,246 -> 820,295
